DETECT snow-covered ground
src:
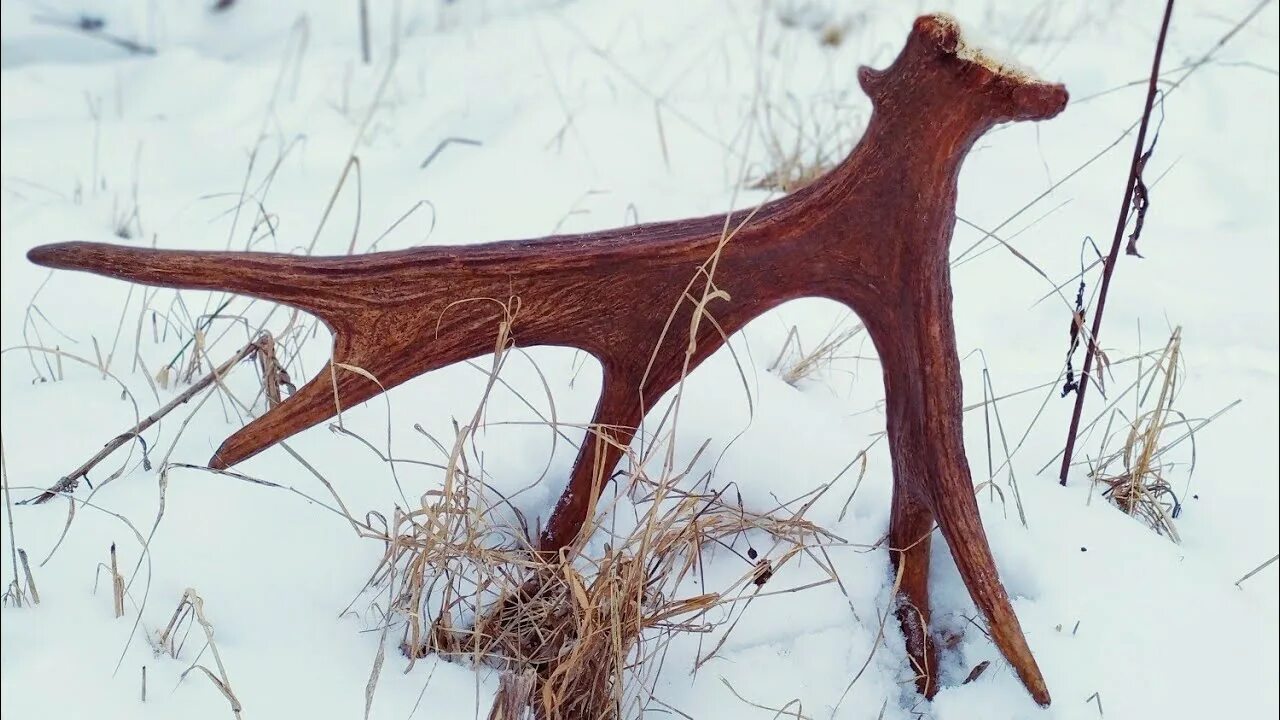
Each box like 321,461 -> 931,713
1,1 -> 1276,718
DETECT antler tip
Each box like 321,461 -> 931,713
913,13 -> 963,54
1013,80 -> 1070,121
855,65 -> 886,97
911,13 -> 1069,122
27,242 -> 81,270
208,441 -> 241,470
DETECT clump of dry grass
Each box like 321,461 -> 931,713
365,425 -> 842,720
748,6 -> 867,194
1088,327 -> 1197,540
748,99 -> 844,193
769,319 -> 866,386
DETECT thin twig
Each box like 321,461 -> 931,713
32,15 -> 157,56
1235,553 -> 1279,587
110,542 -> 125,617
23,335 -> 265,504
1059,0 -> 1176,486
1,431 -> 19,604
419,137 -> 482,170
358,0 -> 371,64
18,549 -> 40,604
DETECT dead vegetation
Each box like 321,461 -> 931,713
769,318 -> 867,387
748,95 -> 851,193
1084,327 -> 1233,541
365,418 -> 846,720
746,7 -> 867,194
156,588 -> 244,719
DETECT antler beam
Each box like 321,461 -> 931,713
28,15 -> 1066,706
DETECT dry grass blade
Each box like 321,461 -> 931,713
254,332 -> 292,408
18,549 -> 40,605
831,555 -> 906,717
110,542 -> 125,618
1,431 -> 25,608
720,677 -> 809,718
1235,553 -> 1279,587
748,88 -> 857,195
364,624 -> 388,720
1086,690 -> 1105,716
164,589 -> 245,719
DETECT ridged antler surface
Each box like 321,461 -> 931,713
28,14 -> 1066,705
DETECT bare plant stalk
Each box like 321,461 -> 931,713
25,334 -> 266,505
358,0 -> 371,64
110,543 -> 124,618
1,431 -> 20,606
18,549 -> 39,605
1059,0 -> 1176,486
31,15 -> 157,56
255,332 -> 288,408
1236,553 -> 1279,587
178,588 -> 244,719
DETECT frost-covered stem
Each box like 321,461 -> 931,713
1059,0 -> 1176,486
2,431 -> 21,605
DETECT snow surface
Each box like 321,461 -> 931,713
2,1 -> 1277,719
933,13 -> 1041,83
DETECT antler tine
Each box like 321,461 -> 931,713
26,242 -> 392,469
26,242 -> 362,326
540,364 -> 647,551
212,359 -> 345,468
210,344 -> 399,469
935,487 -> 1052,705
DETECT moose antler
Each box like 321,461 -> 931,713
27,15 -> 1066,705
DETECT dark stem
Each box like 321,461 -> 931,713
359,0 -> 371,65
32,15 -> 157,56
1058,0 -> 1176,486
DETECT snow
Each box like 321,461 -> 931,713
933,13 -> 1041,83
2,1 -> 1277,719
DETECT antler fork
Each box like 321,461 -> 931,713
28,15 -> 1066,705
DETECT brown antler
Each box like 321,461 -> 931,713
27,14 -> 1065,706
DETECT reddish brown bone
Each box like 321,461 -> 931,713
27,15 -> 1065,706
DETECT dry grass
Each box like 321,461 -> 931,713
748,7 -> 867,195
110,542 -> 125,617
748,98 -> 845,194
363,420 -> 844,720
156,589 -> 244,719
1,431 -> 32,608
1086,327 -> 1213,541
769,319 -> 866,387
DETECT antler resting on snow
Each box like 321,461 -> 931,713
28,14 -> 1066,706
